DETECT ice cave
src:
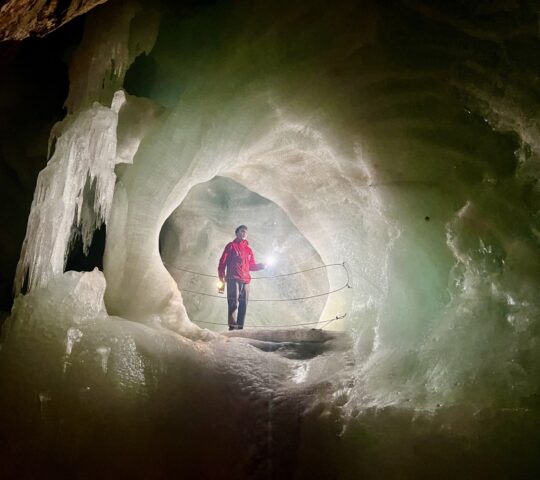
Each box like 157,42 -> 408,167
0,0 -> 539,478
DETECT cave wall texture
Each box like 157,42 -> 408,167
0,0 -> 106,41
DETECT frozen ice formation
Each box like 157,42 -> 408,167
2,0 -> 540,478
14,94 -> 125,295
14,0 -> 160,296
10,0 -> 540,408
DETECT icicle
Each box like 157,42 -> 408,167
14,92 -> 126,295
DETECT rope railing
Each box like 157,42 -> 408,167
165,261 -> 352,302
193,313 -> 347,329
165,262 -> 346,280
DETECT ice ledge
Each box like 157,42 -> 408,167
224,328 -> 352,360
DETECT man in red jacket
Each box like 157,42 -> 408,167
218,225 -> 266,330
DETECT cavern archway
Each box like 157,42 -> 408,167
160,175 -> 337,331
102,104 -> 390,344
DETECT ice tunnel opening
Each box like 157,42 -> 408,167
159,175 -> 335,332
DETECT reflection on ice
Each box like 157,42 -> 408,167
96,346 -> 111,373
292,363 -> 309,384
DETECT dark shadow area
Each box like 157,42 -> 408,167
65,225 -> 106,273
0,17 -> 84,320
124,53 -> 157,98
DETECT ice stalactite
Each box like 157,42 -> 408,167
14,0 -> 160,295
14,93 -> 125,294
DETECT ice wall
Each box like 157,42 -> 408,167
102,0 -> 540,407
103,4 -> 387,335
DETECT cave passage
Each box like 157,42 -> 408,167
159,175 -> 339,331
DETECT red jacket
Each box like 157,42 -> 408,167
218,239 -> 264,283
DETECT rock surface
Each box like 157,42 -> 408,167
0,0 -> 107,41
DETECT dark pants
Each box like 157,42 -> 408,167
227,280 -> 250,330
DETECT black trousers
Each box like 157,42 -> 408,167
227,280 -> 250,330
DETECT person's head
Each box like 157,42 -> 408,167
235,225 -> 248,240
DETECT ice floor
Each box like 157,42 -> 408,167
1,271 -> 540,479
